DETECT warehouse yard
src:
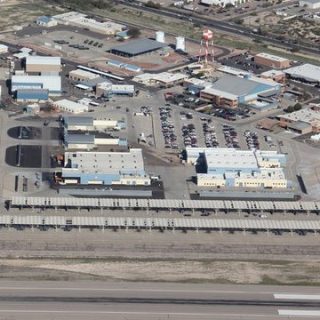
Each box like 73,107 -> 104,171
14,26 -> 194,71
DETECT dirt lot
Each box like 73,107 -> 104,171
0,230 -> 318,285
0,0 -> 63,31
0,258 -> 319,285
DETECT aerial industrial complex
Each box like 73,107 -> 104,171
0,0 -> 319,317
0,2 -> 318,207
0,0 -> 319,298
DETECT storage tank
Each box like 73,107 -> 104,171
156,31 -> 165,43
176,36 -> 185,51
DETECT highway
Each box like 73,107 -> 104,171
0,281 -> 319,319
119,0 -> 320,56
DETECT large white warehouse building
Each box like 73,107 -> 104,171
61,149 -> 150,186
11,75 -> 61,96
187,148 -> 289,189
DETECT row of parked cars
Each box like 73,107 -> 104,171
160,106 -> 178,149
244,130 -> 260,150
182,123 -> 198,148
223,124 -> 240,149
84,39 -> 103,48
203,122 -> 219,148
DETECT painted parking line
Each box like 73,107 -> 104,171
278,310 -> 320,317
274,294 -> 320,300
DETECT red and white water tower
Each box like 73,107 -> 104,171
199,29 -> 214,66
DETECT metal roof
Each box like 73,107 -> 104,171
26,55 -> 61,66
10,196 -> 320,213
65,133 -> 95,144
1,215 -> 320,231
110,39 -> 166,56
210,75 -> 275,97
64,116 -> 93,127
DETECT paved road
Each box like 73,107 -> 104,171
0,281 -> 319,319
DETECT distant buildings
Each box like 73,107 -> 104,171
60,149 -> 150,186
254,53 -> 291,69
186,147 -> 288,189
52,12 -> 125,35
36,16 -> 58,27
200,0 -> 248,7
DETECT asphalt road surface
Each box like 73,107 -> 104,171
0,281 -> 319,319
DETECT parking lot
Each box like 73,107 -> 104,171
220,52 -> 271,75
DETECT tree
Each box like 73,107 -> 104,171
127,27 -> 141,38
234,18 -> 244,25
293,103 -> 302,111
225,3 -> 234,8
285,106 -> 295,113
145,1 -> 161,9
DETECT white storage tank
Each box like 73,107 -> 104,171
156,31 -> 165,43
176,36 -> 185,51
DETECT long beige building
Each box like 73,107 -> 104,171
26,56 -> 61,74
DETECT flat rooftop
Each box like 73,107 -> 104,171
284,63 -> 320,83
69,69 -> 100,80
65,133 -> 95,145
279,107 -> 320,124
64,116 -> 94,127
203,75 -> 278,98
261,69 -> 285,77
63,149 -> 145,175
255,52 -> 289,63
205,148 -> 258,170
26,56 -> 61,65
